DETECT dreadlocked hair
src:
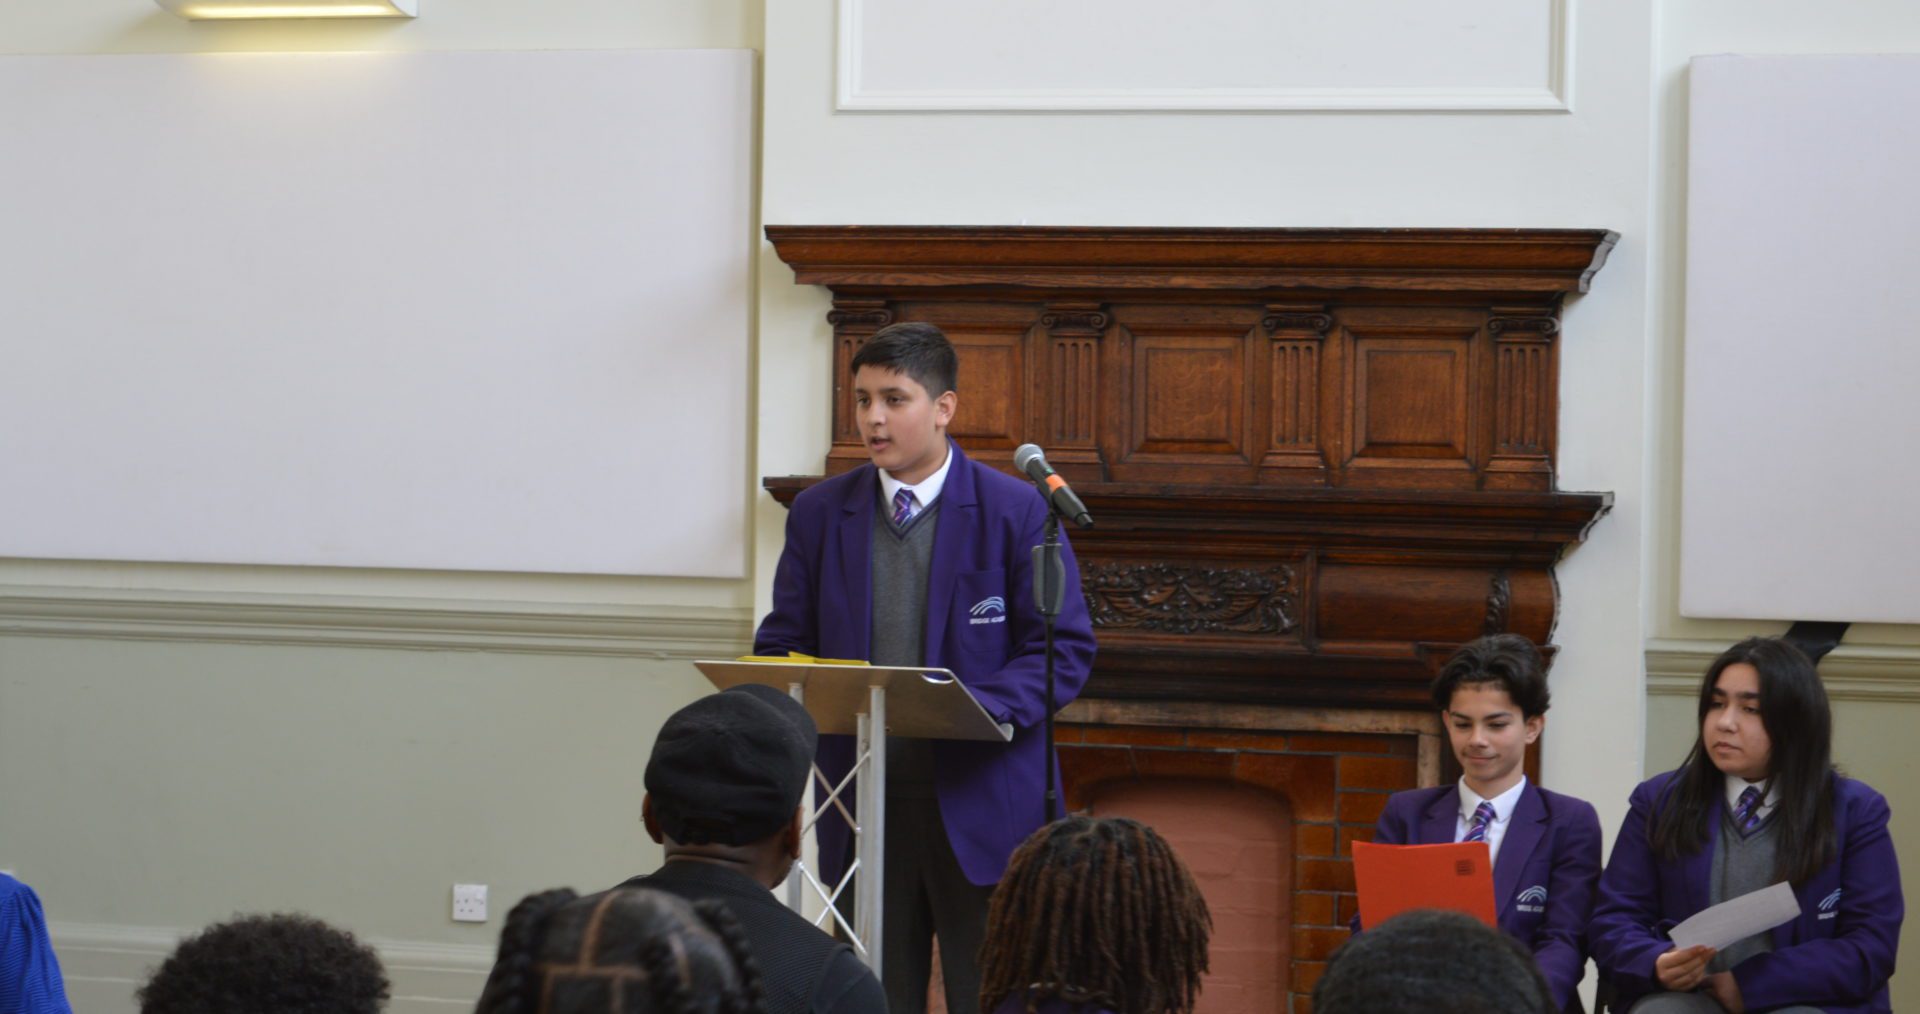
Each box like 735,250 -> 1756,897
979,816 -> 1212,1014
474,888 -> 764,1014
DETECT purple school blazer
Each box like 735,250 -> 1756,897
1369,782 -> 1603,1011
1589,770 -> 1903,1013
754,441 -> 1097,886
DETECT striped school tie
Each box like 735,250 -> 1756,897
1734,785 -> 1766,835
891,487 -> 917,526
1463,801 -> 1496,843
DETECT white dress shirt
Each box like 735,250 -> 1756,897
1456,776 -> 1528,868
878,441 -> 954,520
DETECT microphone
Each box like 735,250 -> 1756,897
1014,443 -> 1094,528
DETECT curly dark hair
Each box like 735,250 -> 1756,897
475,887 -> 763,1014
979,817 -> 1211,1014
1313,909 -> 1555,1014
137,912 -> 390,1014
1430,633 -> 1551,717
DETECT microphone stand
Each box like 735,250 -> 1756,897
1032,509 -> 1066,825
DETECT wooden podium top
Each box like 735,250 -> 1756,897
695,659 -> 1012,742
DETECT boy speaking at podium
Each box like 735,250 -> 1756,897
754,322 -> 1098,1014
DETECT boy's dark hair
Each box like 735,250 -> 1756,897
137,912 -> 390,1014
476,887 -> 762,1014
1313,909 -> 1555,1014
979,816 -> 1211,1014
849,322 -> 958,397
1650,636 -> 1837,884
1430,634 -> 1551,718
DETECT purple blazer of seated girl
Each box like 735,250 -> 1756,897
1589,770 -> 1901,1013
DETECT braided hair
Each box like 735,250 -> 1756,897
475,887 -> 763,1014
979,817 -> 1212,1014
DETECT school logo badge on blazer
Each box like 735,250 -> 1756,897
1818,888 -> 1842,919
1516,885 -> 1549,913
968,596 -> 1007,625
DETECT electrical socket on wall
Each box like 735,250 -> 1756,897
452,883 -> 488,923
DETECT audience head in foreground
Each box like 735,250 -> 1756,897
476,887 -> 762,1014
641,683 -> 819,889
1312,909 -> 1554,1014
979,816 -> 1211,1014
137,912 -> 390,1014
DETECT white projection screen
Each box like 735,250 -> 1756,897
0,50 -> 753,578
1681,54 -> 1920,623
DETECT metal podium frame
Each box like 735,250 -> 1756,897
694,659 -> 1011,977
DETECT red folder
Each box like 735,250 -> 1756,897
1351,840 -> 1498,929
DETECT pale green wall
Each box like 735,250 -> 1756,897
0,634 -> 712,937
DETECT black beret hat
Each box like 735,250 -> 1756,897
645,684 -> 818,846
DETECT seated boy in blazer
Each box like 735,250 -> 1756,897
1368,634 -> 1603,1012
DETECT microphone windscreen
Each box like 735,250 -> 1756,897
1014,443 -> 1046,476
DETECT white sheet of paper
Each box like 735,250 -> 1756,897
1668,881 -> 1802,951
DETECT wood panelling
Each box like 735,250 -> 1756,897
1351,337 -> 1470,458
1128,334 -> 1248,459
767,226 -> 1616,711
946,326 -> 1024,452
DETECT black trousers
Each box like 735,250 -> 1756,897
881,793 -> 994,1014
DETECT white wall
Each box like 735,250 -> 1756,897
0,3 -> 762,1011
759,0 -> 1658,864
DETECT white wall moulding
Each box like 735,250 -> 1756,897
153,0 -> 417,18
837,0 -> 1574,112
0,589 -> 753,659
1646,639 -> 1920,704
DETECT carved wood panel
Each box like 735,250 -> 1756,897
767,227 -> 1616,710
1128,334 -> 1248,459
1344,326 -> 1474,489
946,325 -> 1025,453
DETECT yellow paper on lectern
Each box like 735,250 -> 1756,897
734,652 -> 870,666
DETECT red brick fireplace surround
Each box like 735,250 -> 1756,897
766,227 -> 1616,1012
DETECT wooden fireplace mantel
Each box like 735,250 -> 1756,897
764,226 -> 1616,711
765,225 -> 1617,297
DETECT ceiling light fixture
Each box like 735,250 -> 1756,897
154,0 -> 416,19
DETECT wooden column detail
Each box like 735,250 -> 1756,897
826,298 -> 894,469
1486,309 -> 1559,490
1037,302 -> 1107,472
1260,305 -> 1332,483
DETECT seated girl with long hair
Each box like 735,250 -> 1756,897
1588,637 -> 1903,1013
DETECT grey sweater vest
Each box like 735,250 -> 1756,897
872,499 -> 939,798
1708,800 -> 1781,973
